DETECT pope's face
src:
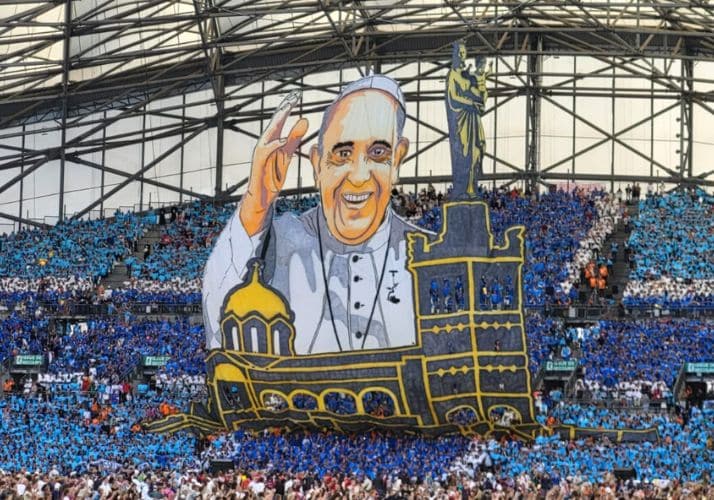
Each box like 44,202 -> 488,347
311,90 -> 409,245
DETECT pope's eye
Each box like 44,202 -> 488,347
369,145 -> 390,158
334,148 -> 351,160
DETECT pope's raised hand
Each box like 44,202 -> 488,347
240,90 -> 309,236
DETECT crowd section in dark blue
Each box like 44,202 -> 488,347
525,314 -> 570,375
47,317 -> 205,380
207,430 -> 470,480
396,187 -> 597,306
577,319 -> 714,388
107,286 -> 202,306
199,406 -> 714,484
0,311 -> 48,365
3,308 -> 711,392
0,283 -> 90,311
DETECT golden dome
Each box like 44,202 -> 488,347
223,261 -> 291,321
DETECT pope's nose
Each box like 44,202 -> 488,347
346,154 -> 372,186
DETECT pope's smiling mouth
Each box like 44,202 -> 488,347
341,192 -> 372,207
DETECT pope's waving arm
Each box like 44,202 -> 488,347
202,91 -> 309,348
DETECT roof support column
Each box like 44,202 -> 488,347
18,124 -> 25,232
192,0 -> 226,197
180,94 -> 186,204
524,36 -> 542,193
682,56 -> 694,181
676,57 -> 694,186
610,62 -> 616,193
215,72 -> 225,196
59,0 -> 72,221
100,111 -> 106,217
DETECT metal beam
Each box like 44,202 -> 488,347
0,155 -> 58,198
70,124 -> 209,220
65,155 -> 210,201
1,0 -> 714,225
681,56 -> 695,178
4,6 -> 714,125
540,100 -> 680,176
0,211 -> 49,230
540,94 -> 683,181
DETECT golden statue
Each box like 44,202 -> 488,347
446,43 -> 492,198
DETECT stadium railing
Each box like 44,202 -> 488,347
10,299 -> 713,319
36,302 -> 202,316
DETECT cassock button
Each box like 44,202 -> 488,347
354,302 -> 363,309
353,275 -> 361,282
355,331 -> 363,339
352,255 -> 359,263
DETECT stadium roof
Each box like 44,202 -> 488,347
2,1 -> 714,229
1,1 -> 714,125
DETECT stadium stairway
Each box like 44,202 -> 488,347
602,202 -> 639,302
101,225 -> 163,289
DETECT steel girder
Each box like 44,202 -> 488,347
2,1 -> 714,125
0,1 -> 713,227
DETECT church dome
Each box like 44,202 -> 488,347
223,261 -> 291,321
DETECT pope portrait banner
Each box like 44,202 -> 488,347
147,52 -> 657,442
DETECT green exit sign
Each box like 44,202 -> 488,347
686,362 -> 714,374
15,355 -> 43,366
143,356 -> 171,367
545,360 -> 577,372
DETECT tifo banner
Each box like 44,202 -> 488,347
147,54 -> 657,442
150,197 -> 539,438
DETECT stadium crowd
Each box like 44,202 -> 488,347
394,185 -> 612,306
0,392 -> 195,475
0,387 -> 711,497
623,188 -> 714,309
3,186 -> 713,314
1,186 -> 714,497
0,212 -> 147,281
0,394 -> 714,498
47,316 -> 205,380
562,194 -> 622,304
1,187 -> 617,310
577,319 -> 714,389
528,317 -> 714,403
2,306 -> 711,405
129,203 -> 233,282
0,311 -> 711,493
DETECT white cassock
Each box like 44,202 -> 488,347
203,204 -> 427,354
